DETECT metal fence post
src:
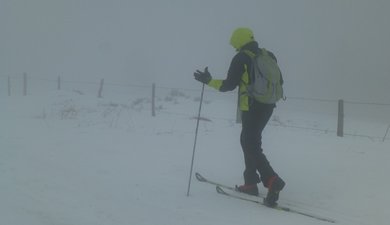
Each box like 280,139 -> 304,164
383,125 -> 390,142
23,73 -> 27,96
337,99 -> 344,137
98,79 -> 104,98
152,83 -> 156,117
8,76 -> 11,96
58,76 -> 61,90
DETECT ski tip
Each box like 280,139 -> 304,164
195,172 -> 206,182
216,186 -> 226,194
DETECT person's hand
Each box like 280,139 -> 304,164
194,67 -> 212,84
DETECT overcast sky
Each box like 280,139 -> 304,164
1,0 -> 389,102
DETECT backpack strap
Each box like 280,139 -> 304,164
242,49 -> 266,80
241,49 -> 256,59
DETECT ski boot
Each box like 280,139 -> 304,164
264,176 -> 285,207
236,184 -> 259,196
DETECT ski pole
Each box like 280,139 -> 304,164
186,83 -> 205,197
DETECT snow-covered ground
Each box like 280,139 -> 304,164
1,88 -> 390,225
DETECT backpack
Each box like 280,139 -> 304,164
244,48 -> 284,104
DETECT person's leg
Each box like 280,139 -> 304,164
249,103 -> 285,207
251,103 -> 277,186
240,109 -> 261,185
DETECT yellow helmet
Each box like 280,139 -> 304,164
229,27 -> 255,50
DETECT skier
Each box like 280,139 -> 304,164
193,27 -> 285,207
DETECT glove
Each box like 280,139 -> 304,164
194,67 -> 212,84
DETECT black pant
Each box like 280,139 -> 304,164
240,101 -> 276,186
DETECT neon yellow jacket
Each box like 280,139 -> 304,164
207,42 -> 279,111
207,44 -> 255,111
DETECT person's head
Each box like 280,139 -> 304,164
229,27 -> 255,51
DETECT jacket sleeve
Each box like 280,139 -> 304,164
207,53 -> 247,92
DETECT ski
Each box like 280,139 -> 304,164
216,186 -> 335,223
195,172 -> 238,191
196,172 -> 336,223
195,172 -> 265,198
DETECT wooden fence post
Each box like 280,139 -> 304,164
152,83 -> 156,117
8,76 -> 11,96
57,76 -> 61,90
98,78 -> 104,98
337,99 -> 344,137
23,73 -> 27,96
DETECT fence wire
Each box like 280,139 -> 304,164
2,74 -> 390,141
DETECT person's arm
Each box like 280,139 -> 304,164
208,53 -> 247,92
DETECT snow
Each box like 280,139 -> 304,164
1,89 -> 390,225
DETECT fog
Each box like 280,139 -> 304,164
1,0 -> 390,102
